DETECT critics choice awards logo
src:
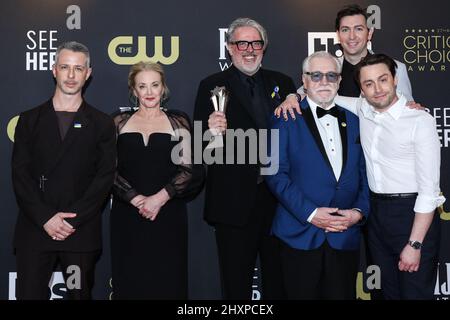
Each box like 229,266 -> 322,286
403,28 -> 450,72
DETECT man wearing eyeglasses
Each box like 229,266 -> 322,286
277,4 -> 414,121
265,51 -> 369,299
193,17 -> 295,300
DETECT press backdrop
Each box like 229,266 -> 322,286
1,0 -> 449,300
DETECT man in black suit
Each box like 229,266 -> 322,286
194,17 -> 295,299
11,41 -> 116,300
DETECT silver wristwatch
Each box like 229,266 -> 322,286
408,240 -> 423,250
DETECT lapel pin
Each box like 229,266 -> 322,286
74,123 -> 82,128
271,86 -> 280,99
341,122 -> 347,127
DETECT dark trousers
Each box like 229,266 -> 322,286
280,240 -> 359,300
361,222 -> 384,300
15,249 -> 101,300
214,182 -> 285,300
368,196 -> 440,300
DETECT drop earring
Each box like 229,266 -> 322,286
129,94 -> 139,110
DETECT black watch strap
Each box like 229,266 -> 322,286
408,240 -> 423,250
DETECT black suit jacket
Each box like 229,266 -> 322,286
12,99 -> 116,251
193,66 -> 295,227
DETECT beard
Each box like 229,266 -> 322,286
309,87 -> 337,107
368,89 -> 397,110
233,53 -> 262,76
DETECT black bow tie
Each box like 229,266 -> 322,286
316,106 -> 339,118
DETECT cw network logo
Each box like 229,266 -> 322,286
437,198 -> 450,220
108,36 -> 179,65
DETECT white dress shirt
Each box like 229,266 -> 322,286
306,97 -> 343,222
335,94 -> 445,213
307,97 -> 343,181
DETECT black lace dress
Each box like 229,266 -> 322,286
110,108 -> 203,299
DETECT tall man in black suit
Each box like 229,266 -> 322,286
11,41 -> 116,300
194,17 -> 295,299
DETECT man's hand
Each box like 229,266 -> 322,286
310,207 -> 348,232
139,189 -> 170,221
406,101 -> 425,111
398,245 -> 421,272
274,94 -> 303,121
130,194 -> 146,209
43,212 -> 76,241
208,111 -> 227,135
336,209 -> 363,228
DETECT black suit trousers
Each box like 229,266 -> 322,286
214,182 -> 285,300
280,240 -> 359,300
15,249 -> 100,300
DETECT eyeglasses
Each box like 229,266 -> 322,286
231,40 -> 265,51
304,71 -> 340,83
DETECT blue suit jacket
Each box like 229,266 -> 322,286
266,98 -> 369,251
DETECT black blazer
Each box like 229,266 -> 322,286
12,99 -> 116,251
194,66 -> 295,227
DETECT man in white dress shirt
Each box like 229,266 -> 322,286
351,53 -> 444,299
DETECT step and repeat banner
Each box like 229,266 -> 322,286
1,0 -> 449,300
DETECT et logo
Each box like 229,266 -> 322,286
307,32 -> 373,57
108,36 -> 180,65
307,32 -> 343,57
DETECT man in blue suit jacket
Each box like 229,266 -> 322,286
266,51 -> 369,299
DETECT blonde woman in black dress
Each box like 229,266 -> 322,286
111,61 -> 203,299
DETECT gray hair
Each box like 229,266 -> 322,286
226,17 -> 268,49
302,51 -> 342,74
55,41 -> 90,68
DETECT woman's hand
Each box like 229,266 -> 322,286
139,189 -> 170,221
130,194 -> 146,209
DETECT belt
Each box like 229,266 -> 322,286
370,192 -> 418,199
